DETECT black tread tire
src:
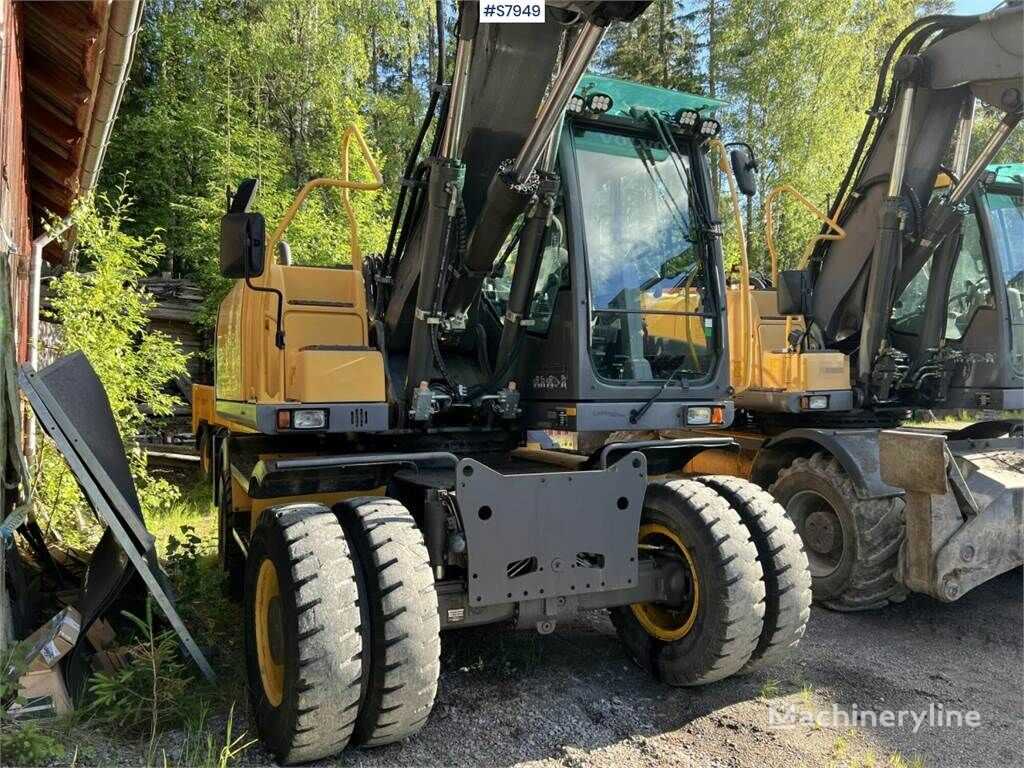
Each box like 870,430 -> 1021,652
244,503 -> 364,764
339,497 -> 441,747
694,475 -> 812,673
197,427 -> 212,480
770,453 -> 908,611
611,479 -> 766,686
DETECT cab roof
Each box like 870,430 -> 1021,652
988,163 -> 1024,187
576,73 -> 724,119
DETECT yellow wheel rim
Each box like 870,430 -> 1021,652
255,558 -> 285,707
630,523 -> 700,641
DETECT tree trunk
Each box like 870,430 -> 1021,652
658,0 -> 667,88
708,0 -> 720,199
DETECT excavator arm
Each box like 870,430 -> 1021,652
805,3 -> 1023,405
379,2 -> 651,416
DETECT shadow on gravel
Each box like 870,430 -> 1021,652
341,612 -> 771,767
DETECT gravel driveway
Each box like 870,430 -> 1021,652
343,570 -> 1022,768
59,570 -> 1022,768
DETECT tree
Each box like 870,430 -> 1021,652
598,0 -> 703,94
36,191 -> 189,542
715,0 -> 918,275
101,0 -> 434,290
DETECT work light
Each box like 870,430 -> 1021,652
585,92 -> 613,114
675,109 -> 700,130
699,118 -> 721,138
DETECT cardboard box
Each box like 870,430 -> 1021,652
23,607 -> 82,672
6,668 -> 73,719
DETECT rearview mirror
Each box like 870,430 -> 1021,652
777,269 -> 812,316
730,149 -> 757,197
219,212 -> 266,279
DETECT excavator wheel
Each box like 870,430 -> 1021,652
197,427 -> 212,480
694,476 -> 812,673
770,453 -> 908,611
611,479 -> 765,686
337,497 -> 441,747
243,503 -> 364,764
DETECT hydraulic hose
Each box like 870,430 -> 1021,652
383,0 -> 448,277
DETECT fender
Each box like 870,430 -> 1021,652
751,428 -> 902,501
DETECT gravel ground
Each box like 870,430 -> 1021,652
56,570 -> 1022,768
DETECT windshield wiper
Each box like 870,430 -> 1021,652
628,359 -> 693,425
634,139 -> 692,238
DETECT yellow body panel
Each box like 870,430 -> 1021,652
639,289 -> 709,355
758,350 -> 849,391
215,260 -> 386,408
192,384 -> 215,435
725,286 -> 850,403
287,349 -> 385,403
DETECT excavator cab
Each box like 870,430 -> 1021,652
482,75 -> 733,431
890,164 -> 1024,409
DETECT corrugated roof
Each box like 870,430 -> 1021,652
23,2 -> 104,230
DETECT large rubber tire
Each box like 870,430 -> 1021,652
244,504 -> 364,764
770,453 -> 908,611
197,426 -> 212,480
338,497 -> 441,747
694,476 -> 812,673
611,479 -> 766,686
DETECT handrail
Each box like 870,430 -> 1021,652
708,139 -> 753,393
764,184 -> 846,286
267,123 -> 384,271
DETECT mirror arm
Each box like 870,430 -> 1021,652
245,275 -> 285,348
243,243 -> 285,348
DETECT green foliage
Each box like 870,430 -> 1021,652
715,0 -> 919,275
0,640 -> 29,705
147,702 -> 256,768
34,192 -> 188,544
85,601 -> 195,745
0,720 -> 66,766
101,0 -> 434,316
598,0 -> 704,93
166,524 -> 205,600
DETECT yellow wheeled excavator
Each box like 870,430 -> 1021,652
193,2 -> 811,762
678,4 -> 1024,611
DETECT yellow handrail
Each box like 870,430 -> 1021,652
764,184 -> 845,286
267,123 -> 384,271
708,139 -> 753,393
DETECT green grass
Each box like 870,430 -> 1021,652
905,409 -> 1022,427
759,677 -> 784,698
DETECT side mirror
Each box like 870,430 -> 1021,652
730,149 -> 757,197
219,212 -> 266,279
777,269 -> 812,316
